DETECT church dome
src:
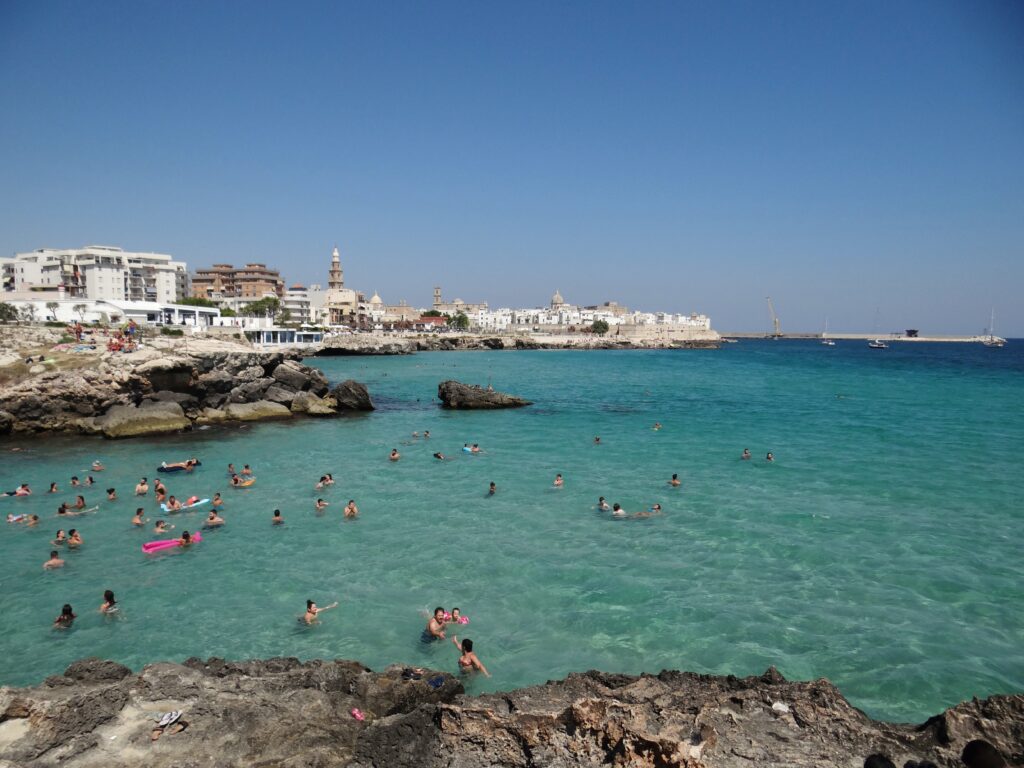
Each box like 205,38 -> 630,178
551,289 -> 564,306
369,291 -> 383,305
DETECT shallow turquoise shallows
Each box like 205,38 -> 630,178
1,342 -> 1022,721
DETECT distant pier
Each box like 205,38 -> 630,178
721,332 -> 1001,343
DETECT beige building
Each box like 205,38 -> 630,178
432,286 -> 488,316
324,246 -> 360,325
192,263 -> 285,300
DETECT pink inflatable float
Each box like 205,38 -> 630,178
142,531 -> 202,553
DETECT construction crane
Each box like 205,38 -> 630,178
766,297 -> 782,338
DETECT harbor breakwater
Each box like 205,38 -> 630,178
0,656 -> 1020,767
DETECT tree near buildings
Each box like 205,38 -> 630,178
46,302 -> 59,320
0,302 -> 19,323
19,304 -> 37,323
591,319 -> 610,335
447,312 -> 470,331
72,304 -> 87,322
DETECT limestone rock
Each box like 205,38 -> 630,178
227,377 -> 274,403
92,402 -> 190,439
0,410 -> 13,434
329,380 -> 374,411
290,392 -> 338,416
263,384 -> 296,405
437,380 -> 531,409
224,400 -> 292,422
195,407 -> 227,425
271,359 -> 313,390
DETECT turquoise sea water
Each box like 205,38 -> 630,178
1,342 -> 1022,721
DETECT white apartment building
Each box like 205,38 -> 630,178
3,245 -> 188,304
283,283 -> 328,324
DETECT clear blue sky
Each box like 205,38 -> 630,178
1,1 -> 1021,334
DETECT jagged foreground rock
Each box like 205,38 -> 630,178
0,658 -> 1020,768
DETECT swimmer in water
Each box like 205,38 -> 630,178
471,443 -> 481,453
106,488 -> 117,500
315,498 -> 329,514
91,460 -> 105,471
389,449 -> 401,461
611,503 -> 626,518
741,448 -> 751,460
165,496 -> 183,512
53,529 -> 66,546
27,514 -> 38,527
48,482 -> 59,494
424,430 -> 431,439
177,530 -> 193,547
44,550 -> 65,569
73,495 -> 86,510
631,503 -> 663,519
132,508 -> 147,527
135,478 -> 149,495
450,636 -> 490,677
412,431 -> 419,438
422,607 -> 447,642
487,482 -> 496,496
669,474 -> 681,487
154,520 -> 173,533
324,474 -> 335,486
304,599 -> 338,624
205,510 -> 225,527
227,463 -> 237,476
85,476 -> 95,486
99,590 -> 117,614
2,483 -> 32,497
70,476 -> 81,487
433,452 -> 446,460
54,604 -> 76,629
344,500 -> 359,519
594,436 -> 601,445
766,452 -> 774,462
212,493 -> 223,509
315,476 -> 326,490
68,529 -> 83,548
553,474 -> 564,488
597,496 -> 610,511
241,464 -> 253,476
230,474 -> 245,487
272,509 -> 284,525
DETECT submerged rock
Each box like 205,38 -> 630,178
437,379 -> 532,409
223,400 -> 292,422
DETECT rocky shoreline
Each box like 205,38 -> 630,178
0,657 -> 1019,767
0,328 -> 373,438
314,333 -> 721,355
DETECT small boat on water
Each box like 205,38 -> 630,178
868,339 -> 888,349
821,318 -> 835,345
982,309 -> 1006,347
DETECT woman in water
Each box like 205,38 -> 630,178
53,529 -> 66,546
597,497 -> 610,511
303,599 -> 338,624
344,500 -> 359,519
99,590 -> 118,614
135,478 -> 149,495
70,476 -> 81,487
741,448 -> 751,460
54,604 -> 76,629
68,529 -> 83,548
106,488 -> 117,500
48,482 -> 59,494
177,530 -> 193,547
450,636 -> 490,677
132,508 -> 147,527
72,495 -> 86,510
314,499 -> 329,514
766,452 -> 774,462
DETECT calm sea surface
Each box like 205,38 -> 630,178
1,341 -> 1021,721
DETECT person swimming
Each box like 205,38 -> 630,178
272,509 -> 284,525
106,488 -> 117,500
91,460 -> 105,471
44,550 -> 65,569
315,499 -> 329,514
344,500 -> 358,519
597,496 -> 610,511
653,422 -> 663,430
241,464 -> 253,476
48,482 -> 59,494
135,477 -> 149,495
100,589 -> 117,614
212,493 -> 223,509
611,503 -> 626,518
53,529 -> 66,546
154,520 -> 173,533
303,599 -> 338,624
68,529 -> 83,547
487,482 -> 496,496
54,604 -> 76,629
2,483 -> 31,497
433,452 -> 446,460
450,636 -> 490,677
165,496 -> 183,511
594,436 -> 601,445
766,452 -> 774,462
553,474 -> 564,488
132,508 -> 147,527
389,449 -> 401,461
471,444 -> 481,453
741,448 -> 751,460
177,530 -> 193,547
669,473 -> 680,487
205,510 -> 225,527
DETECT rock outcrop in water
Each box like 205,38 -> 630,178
437,380 -> 532,409
0,657 -> 1020,768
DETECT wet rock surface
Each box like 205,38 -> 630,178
0,658 -> 1020,768
437,380 -> 532,409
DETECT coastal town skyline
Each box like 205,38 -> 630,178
2,2 -> 1021,335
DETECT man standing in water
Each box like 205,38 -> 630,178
422,607 -> 447,643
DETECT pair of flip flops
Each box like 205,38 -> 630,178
401,668 -> 423,681
156,711 -> 181,728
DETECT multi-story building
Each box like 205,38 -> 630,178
191,263 -> 285,300
283,283 -> 328,324
3,245 -> 188,303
